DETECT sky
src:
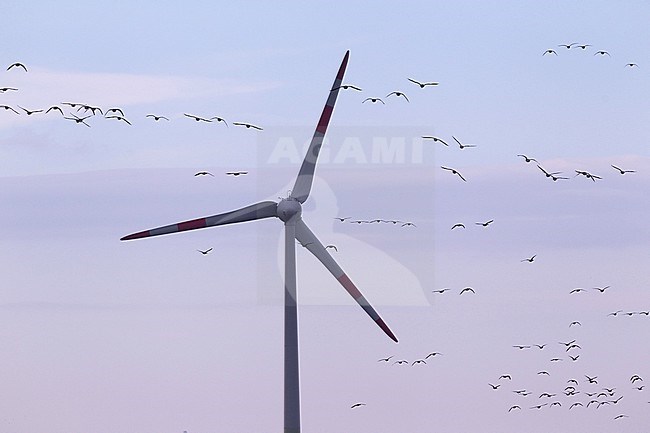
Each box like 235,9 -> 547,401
1,1 -> 649,432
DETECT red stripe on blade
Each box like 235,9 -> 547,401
316,104 -> 334,134
121,230 -> 151,240
337,274 -> 363,299
178,218 -> 207,232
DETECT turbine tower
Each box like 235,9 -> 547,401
121,51 -> 398,433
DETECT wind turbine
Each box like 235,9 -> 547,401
120,51 -> 398,433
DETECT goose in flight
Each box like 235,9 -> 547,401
146,114 -> 170,121
362,97 -> 385,104
452,135 -> 476,149
611,165 -> 635,175
412,359 -> 427,366
194,171 -> 214,177
425,352 -> 442,359
184,113 -> 212,122
517,154 -> 537,163
558,43 -> 577,49
543,49 -> 558,56
0,105 -> 20,114
332,84 -> 362,91
441,166 -> 467,182
197,248 -> 213,255
6,62 -> 27,71
475,220 -> 494,227
451,223 -> 465,230
63,113 -> 92,127
377,356 -> 394,362
45,106 -> 65,115
17,106 -> 43,115
460,287 -> 475,295
233,122 -> 263,130
386,91 -> 409,102
210,116 -> 228,126
431,289 -> 450,294
422,136 -> 449,146
521,254 -> 536,262
105,115 -> 132,125
407,78 -> 439,88
594,50 -> 610,56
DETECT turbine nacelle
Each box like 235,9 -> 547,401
277,197 -> 302,222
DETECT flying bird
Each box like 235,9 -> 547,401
63,113 -> 92,127
210,116 -> 228,126
613,414 -> 628,420
45,106 -> 64,115
441,166 -> 467,181
362,97 -> 385,104
422,136 -> 449,146
350,403 -> 366,409
475,220 -> 494,227
558,43 -> 577,49
574,44 -> 591,50
593,285 -> 610,293
105,107 -> 125,117
508,405 -> 521,412
412,359 -> 427,366
488,383 -> 500,390
226,171 -> 248,176
452,136 -> 476,149
194,171 -> 214,177
425,352 -> 443,359
594,50 -> 610,56
570,288 -> 586,294
197,248 -> 213,255
17,106 -> 43,116
543,49 -> 558,56
106,115 -> 132,125
184,113 -> 212,122
6,62 -> 27,72
534,344 -> 547,350
334,217 -> 351,222
332,84 -> 362,91
431,289 -> 450,294
78,105 -> 103,115
585,375 -> 598,384
513,345 -> 531,350
517,154 -> 538,163
146,114 -> 170,121
575,170 -> 601,181
401,222 -> 416,227
0,105 -> 20,114
385,91 -> 409,102
569,354 -> 580,361
459,287 -> 475,295
611,165 -> 635,175
499,374 -> 512,380
393,360 -> 409,365
451,223 -> 465,230
407,78 -> 438,88
625,63 -> 639,68
377,356 -> 394,362
325,245 -> 338,252
0,87 -> 18,93
233,122 -> 263,130
521,254 -> 536,263
569,321 -> 581,327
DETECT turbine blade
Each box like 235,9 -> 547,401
121,200 -> 278,240
294,219 -> 398,342
290,51 -> 349,204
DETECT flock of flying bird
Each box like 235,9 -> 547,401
4,46 -> 647,429
330,43 -> 646,424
